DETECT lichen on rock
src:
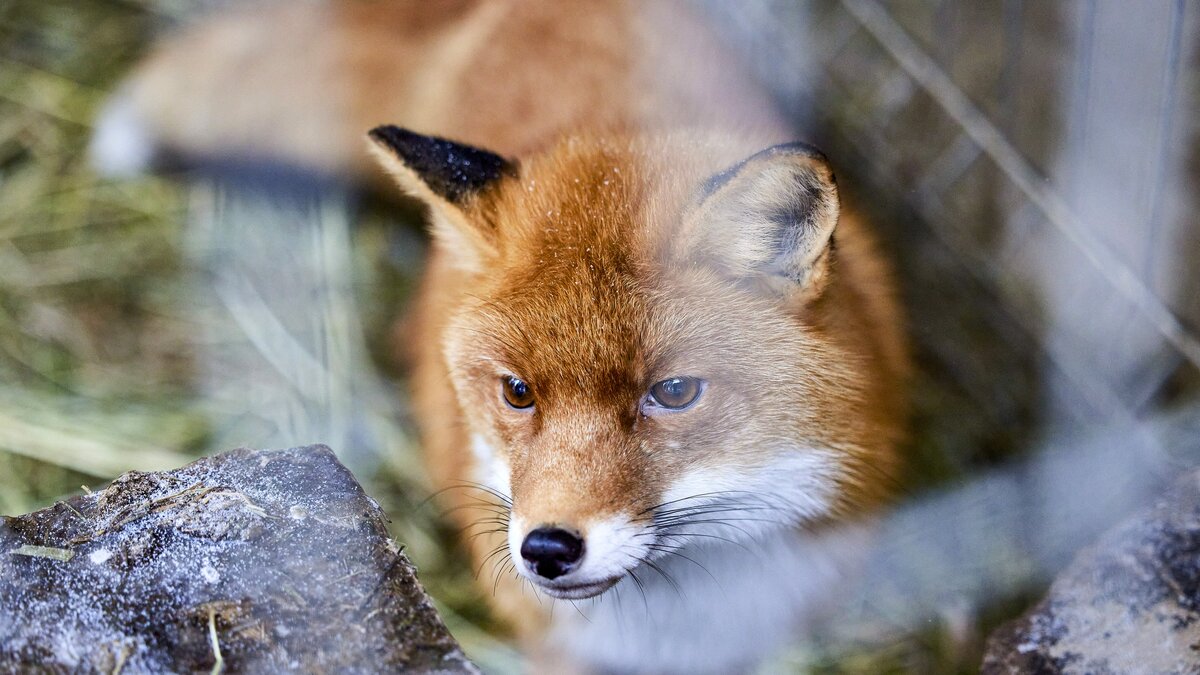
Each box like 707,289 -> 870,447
982,470 -> 1200,675
0,445 -> 477,673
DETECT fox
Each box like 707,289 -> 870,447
93,0 -> 910,672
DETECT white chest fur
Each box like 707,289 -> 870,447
545,525 -> 871,674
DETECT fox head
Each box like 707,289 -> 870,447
370,126 -> 905,599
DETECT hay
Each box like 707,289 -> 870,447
0,2 -> 518,671
0,0 -> 201,499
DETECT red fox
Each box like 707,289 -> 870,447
94,1 -> 909,671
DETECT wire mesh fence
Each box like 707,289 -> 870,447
706,0 -> 1200,470
2,0 -> 1199,671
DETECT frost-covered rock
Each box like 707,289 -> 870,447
981,470 -> 1200,674
0,445 -> 476,673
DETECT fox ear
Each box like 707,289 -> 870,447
368,126 -> 514,203
368,126 -> 514,270
680,142 -> 839,304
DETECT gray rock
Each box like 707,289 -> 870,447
981,470 -> 1200,675
0,445 -> 477,674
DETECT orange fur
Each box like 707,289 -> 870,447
119,0 -> 781,180
385,131 -> 909,642
102,1 -> 910,668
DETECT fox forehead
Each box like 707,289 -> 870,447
460,141 -> 674,398
452,134 -> 817,406
482,133 -> 741,266
461,228 -> 652,412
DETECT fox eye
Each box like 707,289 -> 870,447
502,376 -> 535,410
645,377 -> 704,412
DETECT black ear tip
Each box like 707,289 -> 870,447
367,124 -> 415,149
366,124 -> 514,203
760,141 -> 831,166
766,141 -> 835,185
701,141 -> 835,198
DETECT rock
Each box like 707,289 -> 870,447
0,445 -> 477,673
981,470 -> 1200,675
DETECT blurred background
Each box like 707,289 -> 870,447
2,0 -> 1198,672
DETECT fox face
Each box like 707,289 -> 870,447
370,127 -> 904,600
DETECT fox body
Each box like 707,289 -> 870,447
95,1 -> 909,671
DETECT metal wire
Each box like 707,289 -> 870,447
840,0 -> 1200,375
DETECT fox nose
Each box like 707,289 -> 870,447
520,527 -> 584,580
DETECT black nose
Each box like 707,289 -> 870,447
520,527 -> 584,580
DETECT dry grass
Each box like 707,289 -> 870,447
0,1 -> 522,670
0,0 -> 203,513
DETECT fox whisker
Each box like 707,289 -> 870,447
467,526 -> 509,542
492,553 -> 516,597
476,542 -> 511,578
626,567 -> 650,615
641,542 -> 722,588
453,516 -> 511,538
641,559 -> 683,600
420,480 -> 513,509
651,505 -> 777,524
568,599 -> 592,622
636,489 -> 779,516
441,503 -> 511,519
